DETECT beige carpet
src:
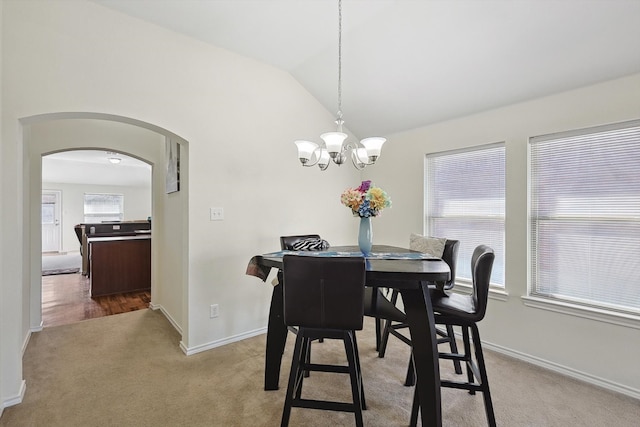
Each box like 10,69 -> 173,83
1,309 -> 638,426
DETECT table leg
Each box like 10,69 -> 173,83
400,282 -> 442,427
264,275 -> 288,390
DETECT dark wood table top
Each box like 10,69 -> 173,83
259,244 -> 450,286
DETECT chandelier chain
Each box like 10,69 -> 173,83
293,0 -> 385,171
337,0 -> 343,121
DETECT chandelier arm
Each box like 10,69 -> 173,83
301,160 -> 320,168
344,143 -> 375,166
350,154 -> 367,170
300,147 -> 324,167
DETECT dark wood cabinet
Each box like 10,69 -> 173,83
88,236 -> 151,297
75,221 -> 151,276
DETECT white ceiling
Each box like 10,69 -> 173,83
42,150 -> 152,187
92,0 -> 640,138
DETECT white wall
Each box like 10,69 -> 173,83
0,0 -> 7,418
366,73 -> 640,397
1,0 -> 27,409
25,118 -> 169,337
1,0 -> 359,408
4,0 -> 635,413
42,181 -> 152,254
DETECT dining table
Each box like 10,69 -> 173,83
247,244 -> 451,427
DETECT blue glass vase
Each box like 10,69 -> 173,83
358,216 -> 373,255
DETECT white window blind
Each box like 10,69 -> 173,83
425,143 -> 505,287
529,120 -> 640,314
83,193 -> 124,223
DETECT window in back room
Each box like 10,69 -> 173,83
83,193 -> 124,223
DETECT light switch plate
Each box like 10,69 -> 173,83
210,207 -> 224,221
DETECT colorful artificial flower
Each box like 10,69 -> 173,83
340,180 -> 391,217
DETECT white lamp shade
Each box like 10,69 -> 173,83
320,132 -> 347,154
360,137 -> 386,158
318,148 -> 331,167
294,140 -> 319,161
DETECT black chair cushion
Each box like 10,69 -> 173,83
431,290 -> 476,318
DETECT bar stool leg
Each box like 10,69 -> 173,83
281,334 -> 305,427
344,331 -> 365,427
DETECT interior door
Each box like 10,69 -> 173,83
42,190 -> 61,253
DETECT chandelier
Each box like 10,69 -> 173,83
294,0 -> 386,171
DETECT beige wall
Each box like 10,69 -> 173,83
366,73 -> 640,397
25,118 -> 167,337
1,0 -> 359,407
0,0 -> 8,417
3,0 -> 638,412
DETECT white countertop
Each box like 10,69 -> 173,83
87,234 -> 151,243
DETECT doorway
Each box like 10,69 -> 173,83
23,113 -> 188,341
41,190 -> 61,253
40,149 -> 153,327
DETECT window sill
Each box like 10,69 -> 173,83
522,296 -> 640,330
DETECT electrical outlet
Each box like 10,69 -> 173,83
210,207 -> 224,221
210,304 -> 219,318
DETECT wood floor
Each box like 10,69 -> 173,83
42,272 -> 151,328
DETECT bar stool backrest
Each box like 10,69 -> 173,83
282,255 -> 366,331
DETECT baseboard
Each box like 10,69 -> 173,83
30,323 -> 43,333
149,302 -> 182,335
148,303 -> 267,356
21,330 -> 32,356
148,303 -> 640,399
2,380 -> 26,410
180,327 -> 267,356
483,340 -> 640,400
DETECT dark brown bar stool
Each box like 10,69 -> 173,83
411,245 -> 497,427
279,235 -> 326,369
366,238 -> 462,383
280,255 -> 367,427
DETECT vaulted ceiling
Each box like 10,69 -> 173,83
50,1 -> 639,187
92,0 -> 640,139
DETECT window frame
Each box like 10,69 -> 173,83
525,119 -> 640,329
424,142 -> 506,294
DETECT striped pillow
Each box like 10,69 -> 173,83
292,238 -> 330,251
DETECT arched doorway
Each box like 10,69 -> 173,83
21,113 -> 188,339
41,149 -> 153,326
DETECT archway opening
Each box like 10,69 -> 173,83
41,149 -> 153,326
21,113 -> 188,339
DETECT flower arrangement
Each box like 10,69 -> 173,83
340,180 -> 392,218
